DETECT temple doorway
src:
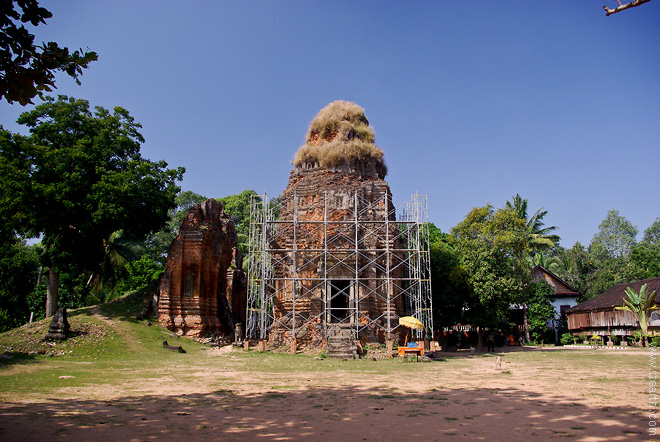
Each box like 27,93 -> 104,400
329,280 -> 351,323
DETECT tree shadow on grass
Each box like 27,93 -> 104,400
68,288 -> 155,324
0,352 -> 38,369
0,385 -> 647,441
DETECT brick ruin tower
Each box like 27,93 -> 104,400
158,199 -> 246,341
247,101 -> 432,354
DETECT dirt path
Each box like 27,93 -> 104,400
0,347 -> 651,441
88,306 -> 149,353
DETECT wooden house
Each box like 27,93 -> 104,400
566,276 -> 660,337
531,265 -> 581,321
508,266 -> 580,342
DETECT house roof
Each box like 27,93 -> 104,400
566,276 -> 660,313
531,265 -> 581,296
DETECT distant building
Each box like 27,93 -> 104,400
531,265 -> 581,321
507,266 -> 580,342
566,276 -> 660,337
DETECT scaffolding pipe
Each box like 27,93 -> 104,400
245,191 -> 432,346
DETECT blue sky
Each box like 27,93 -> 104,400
1,1 -> 659,248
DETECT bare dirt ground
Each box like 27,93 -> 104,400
0,345 -> 652,441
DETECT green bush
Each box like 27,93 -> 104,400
526,282 -> 556,343
589,334 -> 603,344
114,255 -> 164,295
560,333 -> 574,345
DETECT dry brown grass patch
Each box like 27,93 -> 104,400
294,101 -> 385,173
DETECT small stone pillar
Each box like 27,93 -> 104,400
234,323 -> 244,344
386,339 -> 394,358
45,308 -> 70,341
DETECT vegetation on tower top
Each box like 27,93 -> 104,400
293,101 -> 386,176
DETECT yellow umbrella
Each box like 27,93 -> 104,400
398,316 -> 424,330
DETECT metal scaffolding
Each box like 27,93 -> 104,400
246,191 -> 432,344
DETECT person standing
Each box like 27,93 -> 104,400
487,331 -> 495,352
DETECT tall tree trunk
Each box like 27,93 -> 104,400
46,270 -> 59,317
36,265 -> 43,287
477,329 -> 484,351
523,305 -> 531,344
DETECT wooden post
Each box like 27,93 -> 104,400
257,339 -> 266,352
386,339 -> 393,358
290,338 -> 297,354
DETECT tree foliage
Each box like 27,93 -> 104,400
616,283 -> 659,341
643,218 -> 660,247
86,229 -> 145,305
590,209 -> 638,259
0,238 -> 39,331
451,205 -> 527,327
553,236 -> 660,303
0,95 -> 184,314
113,254 -> 164,297
143,189 -> 256,268
427,223 -> 472,327
448,197 -> 561,344
217,189 -> 257,238
525,281 -> 556,343
553,242 -> 596,300
0,0 -> 97,105
625,243 -> 660,282
560,209 -> 641,300
144,190 -> 208,265
505,194 -> 559,257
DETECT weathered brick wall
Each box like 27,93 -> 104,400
269,164 -> 405,345
158,199 -> 246,339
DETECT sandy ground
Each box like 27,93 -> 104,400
0,343 -> 652,442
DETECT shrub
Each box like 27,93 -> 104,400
114,255 -> 164,295
560,333 -> 574,345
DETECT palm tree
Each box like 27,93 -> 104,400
87,230 -> 145,304
506,194 -> 560,257
616,283 -> 659,346
531,253 -> 562,274
506,194 -> 561,343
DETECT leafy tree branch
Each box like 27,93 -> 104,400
1,0 -> 97,105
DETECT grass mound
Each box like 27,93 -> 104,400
0,289 -> 200,366
0,316 -> 107,358
294,101 -> 386,175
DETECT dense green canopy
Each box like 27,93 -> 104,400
0,96 -> 184,314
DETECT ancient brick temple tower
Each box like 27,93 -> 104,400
247,101 -> 432,350
158,199 -> 246,340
